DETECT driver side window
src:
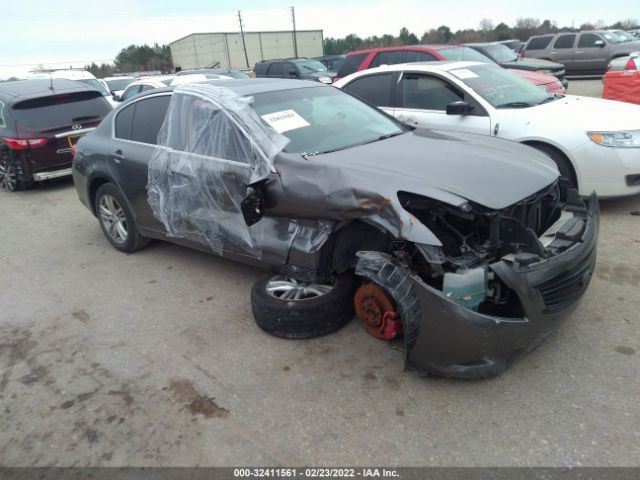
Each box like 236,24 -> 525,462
166,93 -> 253,164
400,74 -> 464,111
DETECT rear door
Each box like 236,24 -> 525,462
394,72 -> 491,135
550,33 -> 576,69
340,72 -> 397,114
108,93 -> 171,230
266,62 -> 285,78
574,33 -> 610,73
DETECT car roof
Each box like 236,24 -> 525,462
104,76 -> 135,81
131,78 -> 327,101
346,44 -> 459,56
0,78 -> 97,101
340,60 -> 489,77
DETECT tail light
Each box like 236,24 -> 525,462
1,137 -> 47,150
520,49 -> 525,58
625,58 -> 637,71
71,144 -> 78,157
607,63 -> 612,71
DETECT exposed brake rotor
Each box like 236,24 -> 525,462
354,283 -> 403,341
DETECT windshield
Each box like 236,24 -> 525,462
251,86 -> 405,155
480,43 -> 518,62
77,78 -> 110,96
293,59 -> 328,74
450,64 -> 553,108
106,78 -> 134,91
438,46 -> 494,64
224,70 -> 250,79
607,30 -> 634,42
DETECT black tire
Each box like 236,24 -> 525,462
251,273 -> 355,339
95,183 -> 150,253
0,152 -> 32,192
531,143 -> 577,189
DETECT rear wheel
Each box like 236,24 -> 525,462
0,154 -> 31,192
251,273 -> 355,339
95,183 -> 150,253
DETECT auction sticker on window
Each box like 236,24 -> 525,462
450,68 -> 479,79
261,110 -> 310,133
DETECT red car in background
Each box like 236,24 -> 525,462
334,45 -> 566,94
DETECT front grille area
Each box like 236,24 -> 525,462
537,248 -> 596,313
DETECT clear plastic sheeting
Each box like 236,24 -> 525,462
147,83 -> 292,257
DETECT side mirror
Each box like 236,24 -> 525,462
241,185 -> 265,226
446,101 -> 474,115
595,40 -> 605,48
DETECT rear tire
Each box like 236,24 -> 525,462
95,183 -> 150,253
251,273 -> 355,339
0,153 -> 32,191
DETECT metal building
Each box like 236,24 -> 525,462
169,30 -> 324,71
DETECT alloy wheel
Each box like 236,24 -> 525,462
0,159 -> 18,191
265,276 -> 334,301
99,194 -> 128,244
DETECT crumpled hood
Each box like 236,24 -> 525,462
318,129 -> 559,210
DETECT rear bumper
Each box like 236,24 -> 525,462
356,193 -> 599,379
32,168 -> 72,181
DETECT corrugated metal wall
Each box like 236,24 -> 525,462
170,30 -> 324,70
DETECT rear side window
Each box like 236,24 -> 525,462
267,63 -> 284,75
0,101 -> 5,128
343,73 -> 395,107
578,33 -> 603,48
370,50 -> 404,68
554,34 -> 576,49
114,103 -> 134,140
11,91 -> 111,129
526,36 -> 553,50
405,51 -> 437,63
253,62 -> 269,75
131,95 -> 171,144
336,53 -> 367,77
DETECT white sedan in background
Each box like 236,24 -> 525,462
335,61 -> 640,198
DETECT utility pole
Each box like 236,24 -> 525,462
290,6 -> 298,58
237,10 -> 250,69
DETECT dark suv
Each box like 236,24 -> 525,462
253,58 -> 335,84
0,79 -> 111,191
73,79 -> 598,379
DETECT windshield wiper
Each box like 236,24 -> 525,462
314,131 -> 406,156
537,94 -> 564,105
496,101 -> 534,109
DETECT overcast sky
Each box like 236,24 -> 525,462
0,0 -> 635,78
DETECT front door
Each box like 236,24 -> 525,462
393,72 -> 492,135
574,33 -> 610,73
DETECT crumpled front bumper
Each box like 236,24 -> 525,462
356,193 -> 599,379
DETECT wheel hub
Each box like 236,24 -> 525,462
99,194 -> 128,244
354,283 -> 402,340
0,159 -> 17,191
265,276 -> 333,301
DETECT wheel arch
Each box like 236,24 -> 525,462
520,140 -> 579,188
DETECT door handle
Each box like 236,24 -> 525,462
113,150 -> 125,162
550,51 -> 558,55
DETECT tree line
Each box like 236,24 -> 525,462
323,18 -> 640,55
85,43 -> 173,77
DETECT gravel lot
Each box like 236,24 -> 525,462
1,80 -> 639,467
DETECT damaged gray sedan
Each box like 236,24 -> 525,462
72,79 -> 599,379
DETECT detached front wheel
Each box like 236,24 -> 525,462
251,274 -> 355,339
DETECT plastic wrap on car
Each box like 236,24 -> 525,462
147,83 -> 305,258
